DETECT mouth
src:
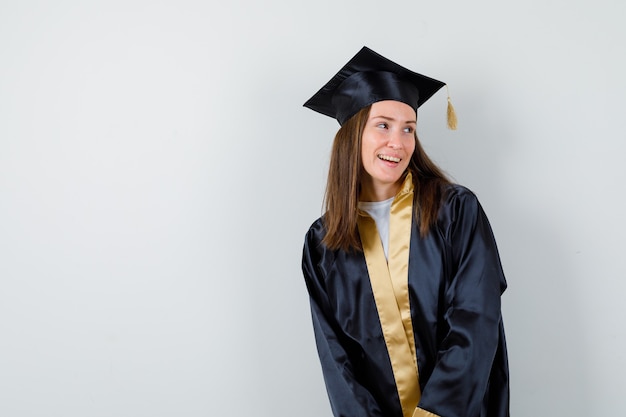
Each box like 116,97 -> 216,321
377,154 -> 401,163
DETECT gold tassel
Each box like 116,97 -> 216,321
446,85 -> 458,130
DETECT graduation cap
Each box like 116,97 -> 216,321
304,46 -> 457,129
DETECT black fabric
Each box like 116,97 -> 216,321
302,185 -> 510,417
303,46 -> 445,125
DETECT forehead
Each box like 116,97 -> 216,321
369,100 -> 416,120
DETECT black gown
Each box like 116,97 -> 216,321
302,184 -> 509,417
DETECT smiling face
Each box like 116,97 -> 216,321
359,100 -> 417,201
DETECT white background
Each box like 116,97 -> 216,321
1,1 -> 625,416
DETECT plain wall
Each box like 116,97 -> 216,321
1,1 -> 625,415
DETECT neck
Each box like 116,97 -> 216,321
360,180 -> 400,202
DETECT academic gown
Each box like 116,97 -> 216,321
302,184 -> 509,417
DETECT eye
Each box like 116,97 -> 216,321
376,122 -> 388,129
403,126 -> 414,133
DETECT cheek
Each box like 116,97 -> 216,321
406,138 -> 416,156
360,133 -> 377,156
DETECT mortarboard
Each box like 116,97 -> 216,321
304,46 -> 456,129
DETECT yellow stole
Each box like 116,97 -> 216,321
357,173 -> 425,417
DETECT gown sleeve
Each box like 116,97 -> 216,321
302,223 -> 385,417
415,189 -> 508,417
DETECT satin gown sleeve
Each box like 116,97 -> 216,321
416,188 -> 509,417
302,220 -> 386,417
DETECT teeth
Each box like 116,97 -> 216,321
378,154 -> 401,163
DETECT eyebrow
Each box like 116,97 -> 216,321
370,115 -> 416,124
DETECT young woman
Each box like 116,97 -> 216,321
302,47 -> 510,417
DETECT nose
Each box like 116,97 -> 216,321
387,131 -> 403,149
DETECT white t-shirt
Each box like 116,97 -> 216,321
358,196 -> 394,260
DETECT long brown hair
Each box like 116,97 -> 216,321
322,105 -> 451,252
